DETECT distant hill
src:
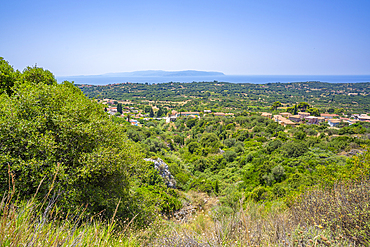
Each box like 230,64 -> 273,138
104,70 -> 225,77
63,70 -> 225,78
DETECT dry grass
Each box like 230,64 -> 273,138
153,179 -> 370,246
291,179 -> 370,246
0,184 -> 140,246
1,173 -> 369,246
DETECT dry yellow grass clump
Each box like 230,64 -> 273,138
153,179 -> 370,246
1,178 -> 369,246
0,180 -> 140,247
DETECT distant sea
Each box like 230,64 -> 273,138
56,75 -> 370,85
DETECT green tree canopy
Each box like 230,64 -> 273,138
21,65 -> 57,85
271,101 -> 282,111
298,102 -> 310,112
307,107 -> 320,116
0,78 -> 142,220
200,133 -> 220,147
0,57 -> 19,96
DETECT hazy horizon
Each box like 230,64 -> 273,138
56,74 -> 370,85
1,0 -> 370,76
59,70 -> 370,78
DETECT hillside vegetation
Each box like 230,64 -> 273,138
1,57 -> 370,246
79,80 -> 370,113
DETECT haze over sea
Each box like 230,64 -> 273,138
57,75 -> 370,85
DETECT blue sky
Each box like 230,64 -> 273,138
1,0 -> 369,76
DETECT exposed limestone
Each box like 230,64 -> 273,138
144,158 -> 177,188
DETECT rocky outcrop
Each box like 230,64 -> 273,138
173,205 -> 197,223
144,158 -> 177,188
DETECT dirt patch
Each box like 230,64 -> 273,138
171,191 -> 219,223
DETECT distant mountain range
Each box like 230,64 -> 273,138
65,70 -> 225,78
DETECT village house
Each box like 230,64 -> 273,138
261,112 -> 273,119
274,115 -> 296,127
169,110 -> 178,117
281,119 -> 296,127
317,117 -> 325,123
289,115 -> 301,123
273,115 -> 282,122
347,119 -> 360,125
328,119 -> 342,127
129,119 -> 139,126
169,115 -> 177,122
358,114 -> 370,121
180,112 -> 200,116
280,112 -> 292,118
320,113 -> 339,119
306,116 -> 318,125
107,107 -> 117,115
298,112 -> 310,119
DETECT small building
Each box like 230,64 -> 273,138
180,112 -> 200,116
274,115 -> 284,122
328,119 -> 342,127
280,119 -> 296,127
261,112 -> 273,119
306,116 -> 318,125
358,115 -> 370,121
317,117 -> 325,123
107,107 -> 117,112
107,107 -> 117,115
289,115 -> 301,123
320,113 -> 339,119
340,117 -> 350,121
204,110 -> 212,113
214,112 -> 226,117
348,119 -> 360,125
129,119 -> 139,126
280,112 -> 292,118
298,112 -> 310,119
274,115 -> 296,127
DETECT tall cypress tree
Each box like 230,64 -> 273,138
117,103 -> 123,114
149,107 -> 154,118
156,107 -> 163,117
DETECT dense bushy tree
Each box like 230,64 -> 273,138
22,65 -> 57,85
307,107 -> 320,116
298,102 -> 310,111
271,101 -> 282,111
0,72 -> 143,220
281,141 -> 308,157
0,57 -> 19,95
186,118 -> 197,129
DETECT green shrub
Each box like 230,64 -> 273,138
0,74 -> 143,221
224,150 -> 237,162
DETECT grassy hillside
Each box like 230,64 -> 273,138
1,57 -> 370,246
